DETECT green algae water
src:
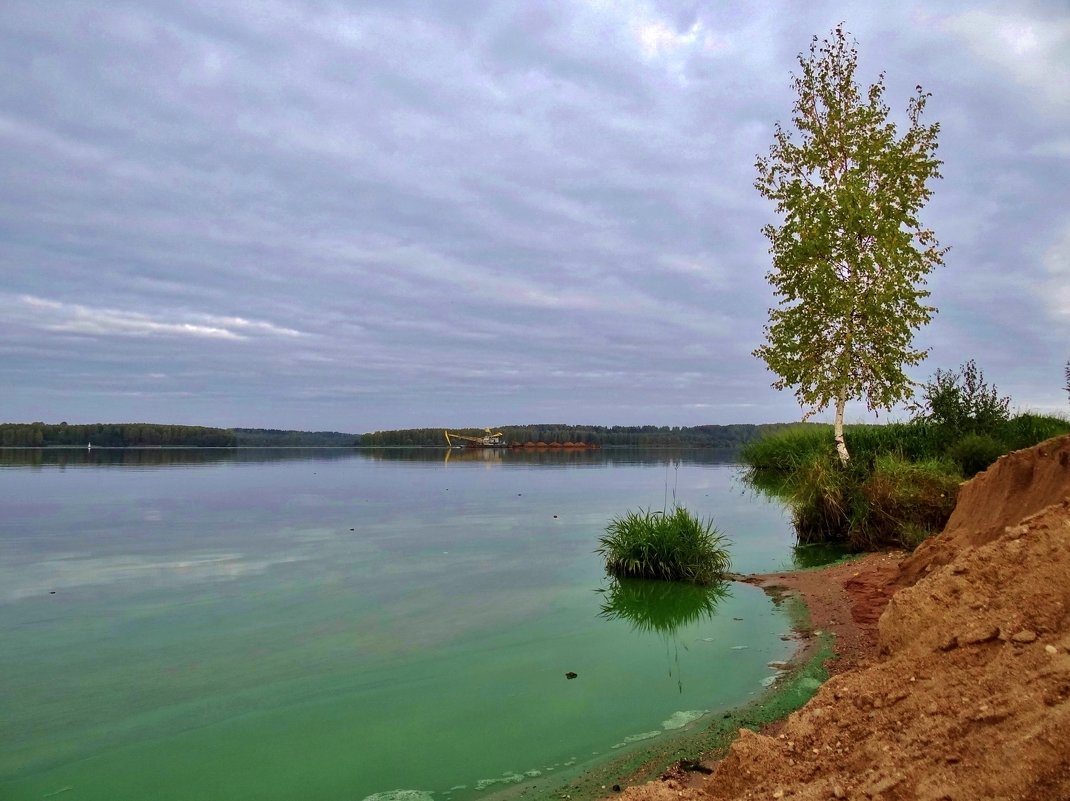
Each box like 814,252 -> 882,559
0,448 -> 798,801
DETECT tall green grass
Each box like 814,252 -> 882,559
740,412 -> 1069,550
785,453 -> 960,550
596,507 -> 731,584
739,422 -> 941,472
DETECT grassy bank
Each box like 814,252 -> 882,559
741,413 -> 1070,550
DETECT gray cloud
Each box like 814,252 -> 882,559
2,1 -> 1068,430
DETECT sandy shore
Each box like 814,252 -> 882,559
743,550 -> 906,677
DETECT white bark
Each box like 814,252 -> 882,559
834,396 -> 850,465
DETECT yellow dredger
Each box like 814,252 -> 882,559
443,428 -> 506,448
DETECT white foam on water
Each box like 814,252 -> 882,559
611,730 -> 662,749
474,772 -> 525,791
661,709 -> 705,730
761,672 -> 785,688
362,791 -> 434,801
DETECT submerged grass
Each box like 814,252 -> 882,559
597,507 -> 731,584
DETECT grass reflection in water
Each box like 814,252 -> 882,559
597,578 -> 732,694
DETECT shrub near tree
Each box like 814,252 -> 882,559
754,24 -> 945,465
908,359 -> 1011,439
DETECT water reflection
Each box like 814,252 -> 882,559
0,446 -> 741,469
0,447 -> 356,468
597,578 -> 731,695
597,578 -> 730,636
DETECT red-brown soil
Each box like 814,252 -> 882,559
618,434 -> 1070,801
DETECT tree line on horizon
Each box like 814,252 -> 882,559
0,423 -> 364,448
0,422 -> 238,448
359,423 -> 807,448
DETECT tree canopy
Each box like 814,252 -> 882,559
754,24 -> 945,464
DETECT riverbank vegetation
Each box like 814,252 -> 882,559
741,362 -> 1070,550
597,507 -> 731,584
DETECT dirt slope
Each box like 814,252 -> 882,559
619,434 -> 1070,801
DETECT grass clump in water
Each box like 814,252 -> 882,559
597,507 -> 731,585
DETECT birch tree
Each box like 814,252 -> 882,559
754,25 -> 945,464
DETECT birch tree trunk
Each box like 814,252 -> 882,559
834,396 -> 850,465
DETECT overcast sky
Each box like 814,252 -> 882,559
2,1 -> 1068,433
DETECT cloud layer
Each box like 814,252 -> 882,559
2,1 -> 1068,431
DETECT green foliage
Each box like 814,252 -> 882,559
360,423 -> 799,448
909,359 -> 1010,441
754,24 -> 944,462
740,407 -> 1070,550
596,507 -> 731,585
740,421 -> 938,471
946,433 -> 1005,477
785,453 -> 959,550
1065,359 -> 1070,405
0,422 -> 236,447
1001,412 -> 1070,451
739,425 -> 833,471
231,428 -> 358,446
856,456 -> 960,549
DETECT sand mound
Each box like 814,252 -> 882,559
619,435 -> 1070,801
899,434 -> 1070,586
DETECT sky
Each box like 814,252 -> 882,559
2,1 -> 1068,434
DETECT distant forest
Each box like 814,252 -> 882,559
1,422 -> 811,449
0,422 -> 238,447
359,423 -> 807,448
230,428 -> 358,446
0,423 -> 360,448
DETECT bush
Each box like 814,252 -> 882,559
909,359 -> 1011,441
946,433 -> 1005,477
597,507 -> 731,584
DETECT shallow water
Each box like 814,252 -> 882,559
0,448 -> 798,801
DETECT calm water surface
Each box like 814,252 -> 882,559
1,448 -> 799,801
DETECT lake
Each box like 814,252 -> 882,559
0,447 -> 801,801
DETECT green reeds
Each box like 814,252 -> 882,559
596,507 -> 731,585
773,452 -> 961,550
739,412 -> 1070,551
